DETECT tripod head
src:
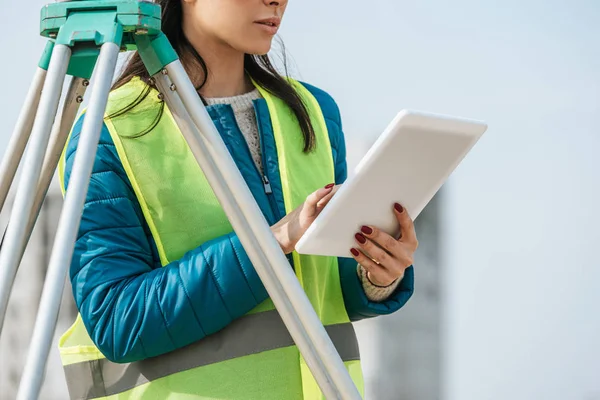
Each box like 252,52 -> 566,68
40,1 -> 163,79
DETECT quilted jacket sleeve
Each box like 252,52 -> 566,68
63,115 -> 269,364
305,83 -> 416,322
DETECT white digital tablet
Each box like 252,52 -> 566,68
294,109 -> 487,258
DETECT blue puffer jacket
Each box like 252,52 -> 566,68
63,81 -> 414,364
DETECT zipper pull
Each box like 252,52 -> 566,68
263,175 -> 273,194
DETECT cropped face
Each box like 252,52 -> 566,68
182,0 -> 288,55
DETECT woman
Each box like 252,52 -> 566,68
58,0 -> 418,399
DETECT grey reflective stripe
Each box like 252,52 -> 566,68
64,310 -> 360,400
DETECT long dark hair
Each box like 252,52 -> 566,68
111,0 -> 315,152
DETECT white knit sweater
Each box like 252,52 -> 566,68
205,90 -> 401,302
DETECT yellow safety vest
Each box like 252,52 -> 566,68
58,77 -> 364,399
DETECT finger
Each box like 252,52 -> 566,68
354,232 -> 393,267
316,185 -> 340,209
393,203 -> 419,249
355,232 -> 408,276
304,183 -> 335,216
349,249 -> 394,285
359,225 -> 400,255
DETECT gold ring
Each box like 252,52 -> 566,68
372,258 -> 380,265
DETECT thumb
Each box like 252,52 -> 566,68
304,183 -> 335,216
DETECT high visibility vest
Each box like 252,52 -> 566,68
58,77 -> 364,399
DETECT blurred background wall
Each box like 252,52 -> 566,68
0,181 -> 76,400
1,1 -> 599,399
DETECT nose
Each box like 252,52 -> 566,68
264,0 -> 285,7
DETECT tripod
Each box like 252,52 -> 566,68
0,1 -> 362,399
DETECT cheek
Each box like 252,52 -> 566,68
225,20 -> 276,55
191,1 -> 235,35
194,1 -> 276,55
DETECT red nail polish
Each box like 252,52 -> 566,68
361,226 -> 373,235
394,203 -> 403,213
324,183 -> 334,189
355,233 -> 367,244
350,248 -> 360,257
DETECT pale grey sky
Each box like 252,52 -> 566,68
280,2 -> 600,399
0,1 -> 599,399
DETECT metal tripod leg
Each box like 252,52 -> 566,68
0,44 -> 72,331
3,77 -> 88,277
154,73 -> 340,400
163,61 -> 362,400
0,68 -> 46,212
16,43 -> 119,400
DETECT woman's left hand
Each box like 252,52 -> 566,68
350,203 -> 418,287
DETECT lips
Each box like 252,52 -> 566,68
254,17 -> 281,35
257,21 -> 277,27
254,17 -> 281,28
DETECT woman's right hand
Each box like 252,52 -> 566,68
271,183 -> 339,254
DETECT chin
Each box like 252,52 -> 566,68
239,41 -> 274,57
